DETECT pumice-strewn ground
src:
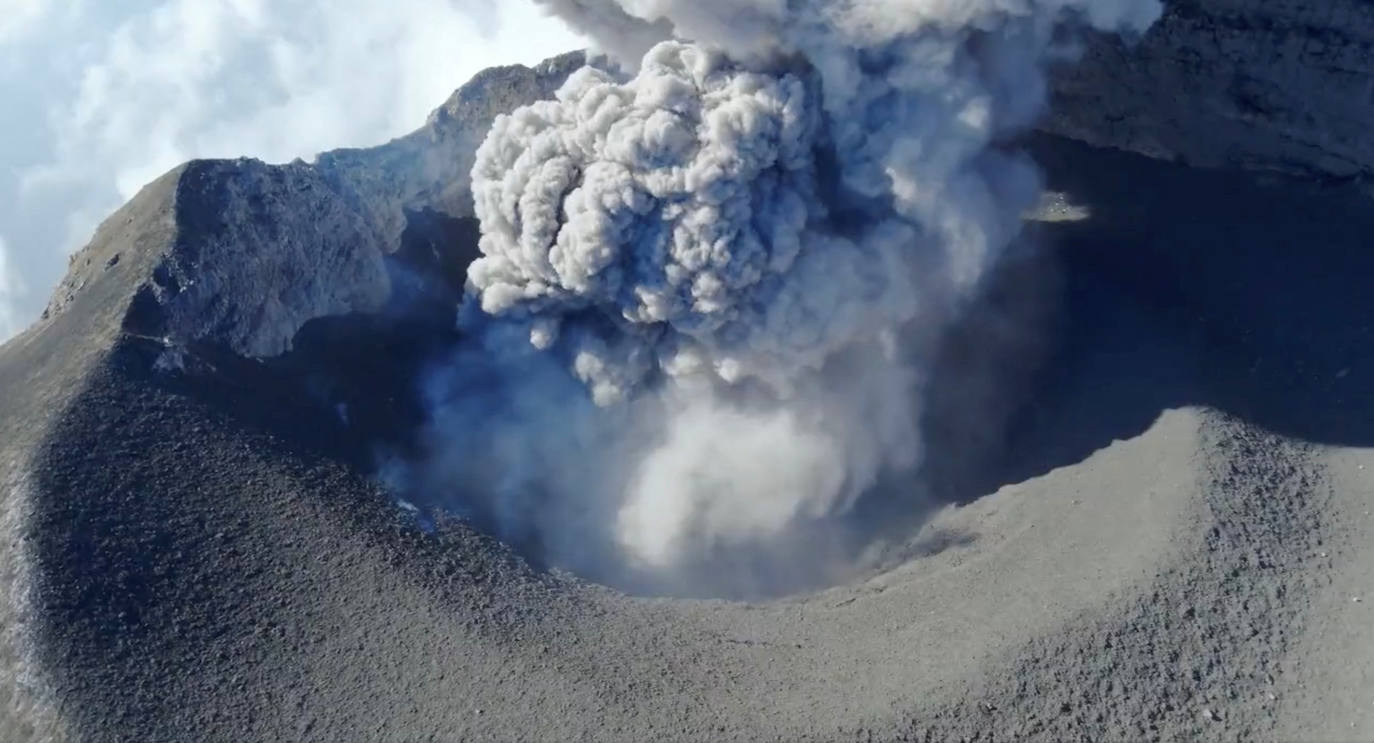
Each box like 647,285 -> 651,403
1,59 -> 1372,741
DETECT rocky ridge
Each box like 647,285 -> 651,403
1047,0 -> 1374,177
3,7 -> 1374,741
39,52 -> 587,361
34,1 -> 1374,365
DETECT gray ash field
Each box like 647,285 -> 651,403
3,6 -> 1374,742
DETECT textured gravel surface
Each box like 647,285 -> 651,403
1046,0 -> 1374,178
2,71 -> 1374,742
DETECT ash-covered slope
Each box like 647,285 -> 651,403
3,45 -> 1374,743
0,54 -> 591,743
40,51 -> 587,360
1047,0 -> 1374,177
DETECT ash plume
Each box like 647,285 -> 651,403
412,0 -> 1160,596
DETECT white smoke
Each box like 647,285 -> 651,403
417,0 -> 1160,596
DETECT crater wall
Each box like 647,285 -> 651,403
1046,0 -> 1374,177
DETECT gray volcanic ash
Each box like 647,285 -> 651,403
408,0 -> 1161,596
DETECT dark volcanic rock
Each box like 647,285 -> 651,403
313,52 -> 587,247
1047,0 -> 1374,177
40,52 -> 587,363
121,159 -> 388,359
3,37 -> 1374,743
0,54 -> 589,743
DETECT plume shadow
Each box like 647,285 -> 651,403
98,136 -> 1374,600
912,134 -> 1374,515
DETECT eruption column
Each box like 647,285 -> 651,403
422,0 -> 1161,594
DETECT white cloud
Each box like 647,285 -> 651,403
0,0 -> 585,341
0,237 -> 21,341
0,0 -> 49,45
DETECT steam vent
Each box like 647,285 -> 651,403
3,1 -> 1374,741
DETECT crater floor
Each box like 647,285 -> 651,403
2,130 -> 1373,741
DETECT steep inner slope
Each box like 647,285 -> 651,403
5,116 -> 1374,740
2,32 -> 1373,740
1047,0 -> 1374,177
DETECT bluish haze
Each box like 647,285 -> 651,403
413,0 -> 1162,594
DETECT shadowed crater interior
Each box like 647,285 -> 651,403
106,137 -> 1374,602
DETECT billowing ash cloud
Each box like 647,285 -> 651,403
414,0 -> 1160,596
471,45 -> 923,405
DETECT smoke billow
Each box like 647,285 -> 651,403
411,0 -> 1160,597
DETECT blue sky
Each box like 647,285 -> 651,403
0,0 -> 585,340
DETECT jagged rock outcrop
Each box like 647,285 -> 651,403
1047,0 -> 1374,177
312,52 -> 587,251
8,129 -> 1374,742
39,52 -> 587,361
0,56 -> 593,743
33,1 -> 1374,363
27,0 -> 1374,362
4,15 -> 1374,743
